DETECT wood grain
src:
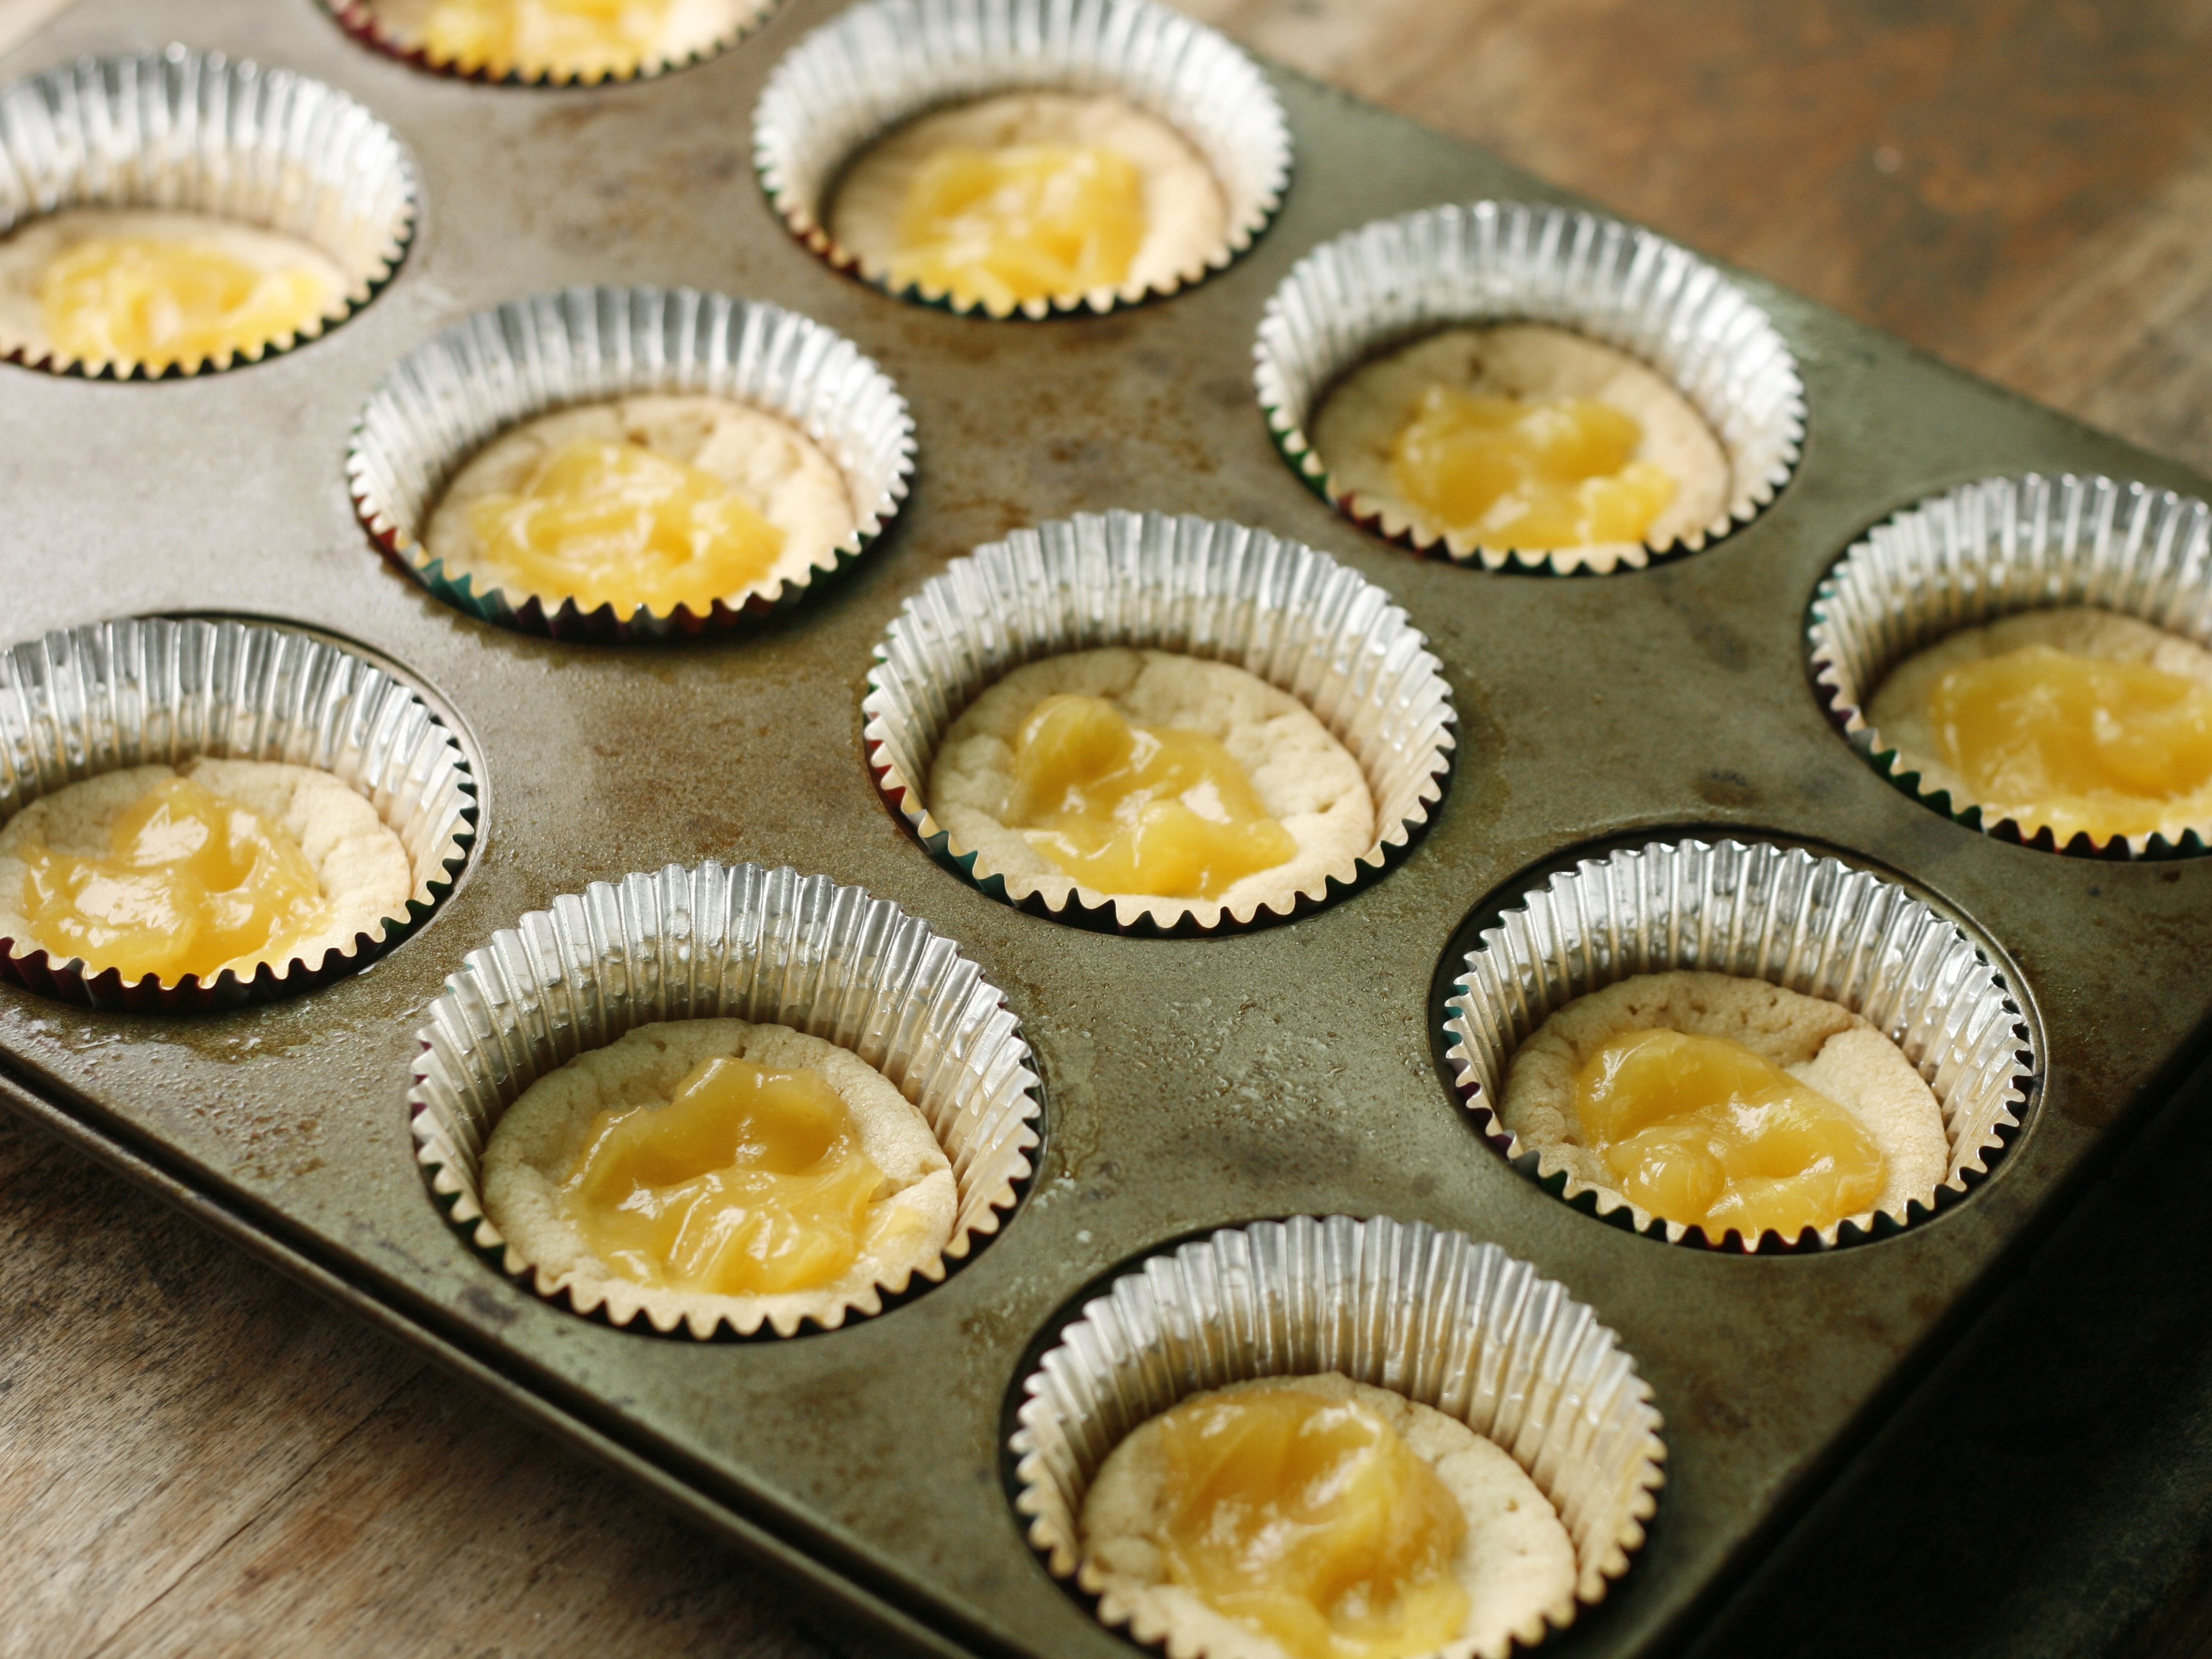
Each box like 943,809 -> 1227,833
6,1 -> 2212,1655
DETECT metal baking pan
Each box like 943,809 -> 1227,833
4,1 -> 2209,1655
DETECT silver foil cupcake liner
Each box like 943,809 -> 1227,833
347,285 -> 915,641
1444,837 -> 2035,1250
408,860 -> 1043,1338
752,0 -> 1291,318
0,47 -> 417,379
1254,200 -> 1806,573
0,616 -> 477,1013
324,0 -> 777,86
1010,1214 -> 1665,1649
862,509 -> 1458,934
1810,472 -> 2212,858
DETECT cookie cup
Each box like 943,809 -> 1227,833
0,616 -> 477,1012
1443,837 -> 2035,1250
1009,1214 -> 1666,1655
323,0 -> 776,86
347,285 -> 915,641
1810,472 -> 2212,857
408,861 -> 1042,1337
0,47 -> 416,379
751,0 -> 1290,318
1254,201 -> 1804,573
862,510 -> 1457,935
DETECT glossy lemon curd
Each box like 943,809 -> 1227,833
562,1055 -> 890,1295
1006,694 -> 1297,900
888,144 -> 1146,310
1389,386 -> 1677,550
420,0 -> 676,79
464,438 -> 785,616
1575,1028 -> 1886,1239
39,236 -> 330,370
1928,644 -> 2212,841
16,776 -> 328,986
1148,1382 -> 1471,1659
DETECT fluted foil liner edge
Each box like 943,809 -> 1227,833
347,285 -> 916,641
408,861 -> 1043,1338
861,510 -> 1458,934
1254,200 -> 1806,573
0,616 -> 477,1012
1809,472 -> 2212,857
1444,838 -> 2035,1250
0,47 -> 417,380
323,0 -> 779,86
752,0 -> 1291,318
1010,1214 -> 1665,1649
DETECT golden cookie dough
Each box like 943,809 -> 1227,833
1502,970 -> 1950,1230
0,208 -> 349,373
424,394 -> 858,616
356,0 -> 749,80
926,648 -> 1375,927
1080,1373 -> 1577,1659
482,1018 -> 957,1334
0,759 -> 415,979
1311,323 -> 1731,573
1866,605 -> 2212,846
829,90 -> 1230,307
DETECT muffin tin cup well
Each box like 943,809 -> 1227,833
1253,200 -> 1806,574
0,46 -> 418,380
347,285 -> 915,641
0,616 -> 477,1013
862,509 -> 1458,935
408,860 -> 1043,1338
751,0 -> 1292,319
1809,472 -> 2212,858
322,0 -> 778,87
1442,837 -> 2035,1251
1010,1214 -> 1667,1652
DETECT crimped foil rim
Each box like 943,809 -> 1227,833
860,509 -> 1458,935
751,0 -> 1292,319
0,616 -> 477,1013
408,861 -> 1043,1338
346,285 -> 916,641
321,0 -> 780,86
1009,1214 -> 1666,1651
1442,837 -> 2035,1251
1809,471 -> 2212,858
1254,200 -> 1807,574
0,45 -> 419,381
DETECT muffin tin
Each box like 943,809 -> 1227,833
4,1 -> 2211,1655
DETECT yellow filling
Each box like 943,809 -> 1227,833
419,0 -> 678,77
1576,1029 -> 1886,1239
888,143 -> 1147,310
15,776 -> 330,986
562,1055 -> 890,1295
463,438 -> 785,617
1388,386 -> 1677,550
1148,1382 -> 1471,1659
1928,643 -> 2212,841
1004,694 -> 1297,900
38,236 -> 331,370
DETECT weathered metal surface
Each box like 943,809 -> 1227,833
2,2 -> 2209,1656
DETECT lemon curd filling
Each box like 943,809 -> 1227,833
38,236 -> 331,370
1004,694 -> 1297,900
888,143 -> 1147,310
1928,643 -> 2212,841
561,1055 -> 891,1296
1575,1028 -> 1886,1238
1388,385 -> 1678,550
419,0 -> 678,77
15,776 -> 330,986
1147,1382 -> 1471,1659
463,438 -> 785,616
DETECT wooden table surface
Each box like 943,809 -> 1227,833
7,1 -> 2212,1655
